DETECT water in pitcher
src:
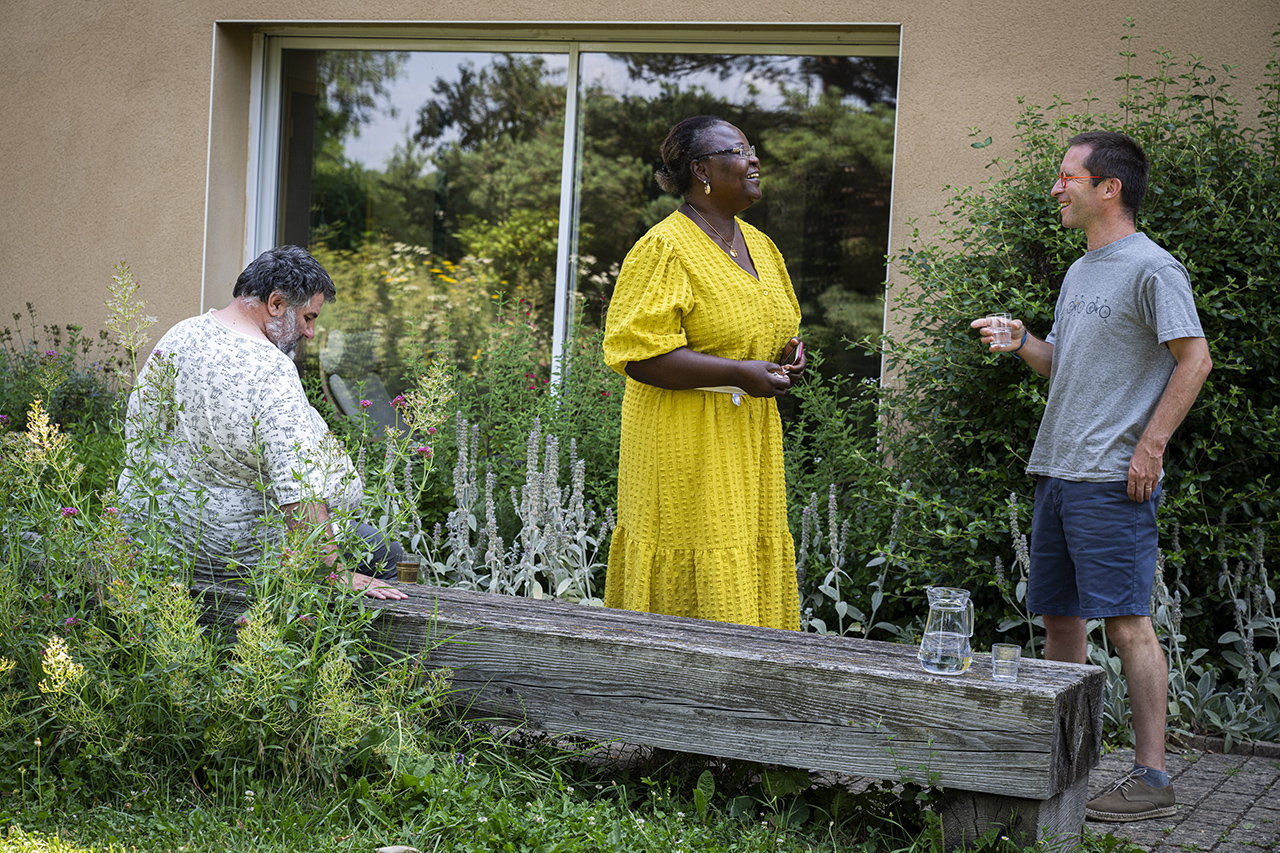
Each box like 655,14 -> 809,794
917,630 -> 973,674
918,587 -> 975,675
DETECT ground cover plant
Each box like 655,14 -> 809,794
0,21 -> 1275,853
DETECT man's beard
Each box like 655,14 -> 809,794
265,309 -> 302,355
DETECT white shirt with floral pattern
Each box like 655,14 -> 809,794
118,311 -> 361,579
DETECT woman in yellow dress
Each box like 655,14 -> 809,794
602,115 -> 806,630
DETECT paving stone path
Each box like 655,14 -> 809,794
1083,739 -> 1280,852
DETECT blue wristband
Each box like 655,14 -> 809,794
1010,330 -> 1028,354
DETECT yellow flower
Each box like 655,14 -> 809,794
399,358 -> 456,434
23,399 -> 69,460
39,635 -> 85,696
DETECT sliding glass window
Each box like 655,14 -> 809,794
264,33 -> 898,399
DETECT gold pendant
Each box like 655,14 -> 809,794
729,249 -> 738,258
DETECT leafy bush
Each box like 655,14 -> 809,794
782,23 -> 1279,742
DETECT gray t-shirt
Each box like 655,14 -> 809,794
1026,232 -> 1204,482
118,312 -> 362,578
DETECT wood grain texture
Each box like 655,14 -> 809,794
938,775 -> 1090,849
197,582 -> 1103,804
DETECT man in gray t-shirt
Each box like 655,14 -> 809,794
972,132 -> 1211,822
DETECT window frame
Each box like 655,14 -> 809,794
246,25 -> 901,374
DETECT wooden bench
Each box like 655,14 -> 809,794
199,582 -> 1105,850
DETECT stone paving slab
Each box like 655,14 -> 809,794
1083,740 -> 1280,852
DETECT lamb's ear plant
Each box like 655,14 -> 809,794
423,413 -> 615,601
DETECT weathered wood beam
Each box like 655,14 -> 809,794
197,582 -> 1104,850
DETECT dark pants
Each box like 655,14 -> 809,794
344,521 -> 405,580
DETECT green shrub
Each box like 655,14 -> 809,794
782,22 -> 1279,740
0,307 -> 123,432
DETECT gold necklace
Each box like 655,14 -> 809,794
686,205 -> 739,258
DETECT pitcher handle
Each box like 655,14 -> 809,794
965,599 -> 974,637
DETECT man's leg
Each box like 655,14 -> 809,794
1041,614 -> 1087,664
1105,614 -> 1168,771
343,521 -> 405,580
1029,477 -> 1086,657
1065,479 -> 1175,821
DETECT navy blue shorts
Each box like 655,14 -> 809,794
1027,476 -> 1161,619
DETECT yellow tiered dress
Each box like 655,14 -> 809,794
602,211 -> 801,630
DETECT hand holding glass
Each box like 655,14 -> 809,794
989,313 -> 1012,347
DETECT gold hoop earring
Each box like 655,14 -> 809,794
703,181 -> 711,195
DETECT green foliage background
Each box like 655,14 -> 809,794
301,50 -> 898,400
783,25 -> 1278,678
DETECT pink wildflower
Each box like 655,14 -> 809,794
360,399 -> 372,409
426,426 -> 437,436
0,414 -> 9,426
391,395 -> 407,410
416,445 -> 433,458
60,507 -> 78,518
63,616 -> 81,629
325,572 -> 340,584
234,613 -> 250,627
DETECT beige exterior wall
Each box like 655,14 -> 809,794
1,0 -> 1275,347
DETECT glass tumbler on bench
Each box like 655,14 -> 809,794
991,643 -> 1021,682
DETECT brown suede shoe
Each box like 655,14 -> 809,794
1086,769 -> 1177,822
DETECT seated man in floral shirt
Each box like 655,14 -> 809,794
118,245 -> 406,600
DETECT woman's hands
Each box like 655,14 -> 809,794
734,336 -> 806,397
625,338 -> 806,399
734,359 -> 796,397
779,337 -> 806,378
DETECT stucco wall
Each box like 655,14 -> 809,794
1,0 -> 1275,348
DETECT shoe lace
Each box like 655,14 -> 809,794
1103,768 -> 1147,794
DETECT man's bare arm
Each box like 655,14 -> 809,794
1126,336 -> 1212,502
280,500 -> 407,600
970,317 -> 1053,377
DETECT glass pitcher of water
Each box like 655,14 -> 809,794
918,587 -> 974,674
